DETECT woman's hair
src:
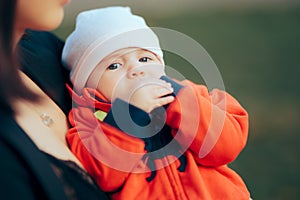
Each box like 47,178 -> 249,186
0,0 -> 37,114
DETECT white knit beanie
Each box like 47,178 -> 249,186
62,6 -> 163,94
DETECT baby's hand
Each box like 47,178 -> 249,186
130,79 -> 175,113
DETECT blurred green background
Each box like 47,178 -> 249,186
55,1 -> 300,199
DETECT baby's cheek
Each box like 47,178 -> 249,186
147,67 -> 165,79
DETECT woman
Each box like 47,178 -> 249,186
0,0 -> 109,199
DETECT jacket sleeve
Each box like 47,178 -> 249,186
164,78 -> 249,167
66,105 -> 146,192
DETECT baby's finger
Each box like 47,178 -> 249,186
155,95 -> 175,107
157,79 -> 172,88
154,86 -> 174,98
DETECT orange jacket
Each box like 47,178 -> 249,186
66,77 -> 250,200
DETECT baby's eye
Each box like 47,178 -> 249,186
139,57 -> 151,63
107,63 -> 121,70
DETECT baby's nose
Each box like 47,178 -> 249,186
127,67 -> 145,79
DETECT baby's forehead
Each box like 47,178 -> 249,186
107,47 -> 151,59
96,47 -> 143,68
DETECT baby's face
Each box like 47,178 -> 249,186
87,48 -> 165,102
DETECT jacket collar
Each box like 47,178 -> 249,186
66,84 -> 111,112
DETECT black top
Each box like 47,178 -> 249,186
18,29 -> 71,115
44,152 -> 105,200
0,30 -> 109,200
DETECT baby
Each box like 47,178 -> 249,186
62,6 -> 250,200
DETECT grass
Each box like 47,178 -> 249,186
54,6 -> 300,199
